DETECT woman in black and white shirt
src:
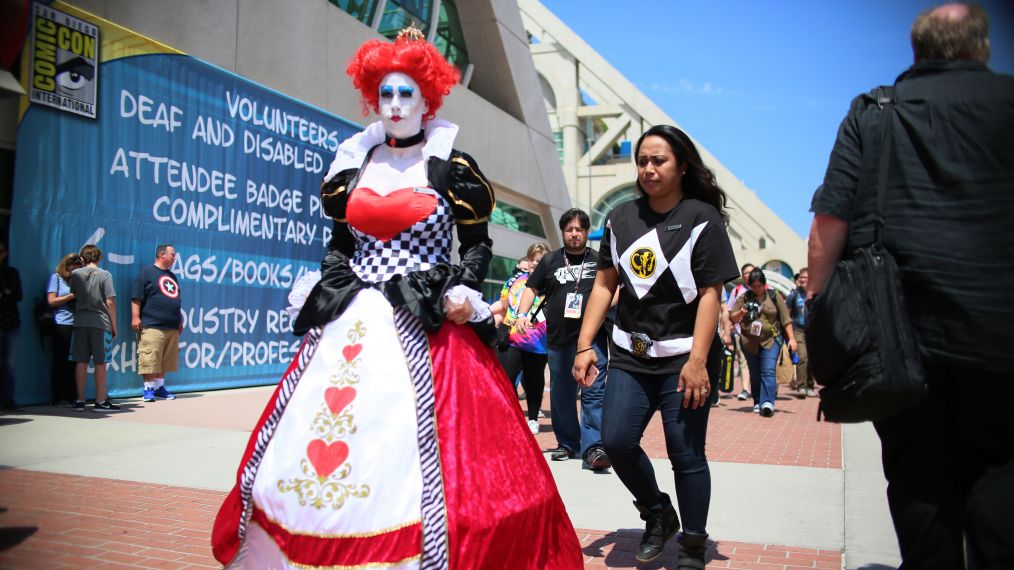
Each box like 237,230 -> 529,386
573,125 -> 738,568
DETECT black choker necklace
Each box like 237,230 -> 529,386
385,130 -> 425,148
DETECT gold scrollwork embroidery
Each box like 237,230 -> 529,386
277,459 -> 371,510
278,320 -> 371,511
311,407 -> 357,441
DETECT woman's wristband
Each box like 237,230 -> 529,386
576,346 -> 594,355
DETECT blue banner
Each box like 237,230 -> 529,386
11,52 -> 361,402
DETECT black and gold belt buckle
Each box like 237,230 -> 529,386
630,332 -> 653,356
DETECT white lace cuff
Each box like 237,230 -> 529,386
286,269 -> 322,317
444,285 -> 491,323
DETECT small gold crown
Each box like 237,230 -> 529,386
396,24 -> 425,42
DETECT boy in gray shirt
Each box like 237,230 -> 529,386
70,245 -> 119,411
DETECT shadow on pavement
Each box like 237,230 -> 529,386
581,528 -> 728,569
0,525 -> 37,552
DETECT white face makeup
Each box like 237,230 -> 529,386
378,72 -> 427,140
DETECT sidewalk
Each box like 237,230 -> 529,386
0,383 -> 899,569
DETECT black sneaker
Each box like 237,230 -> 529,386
676,531 -> 709,569
73,401 -> 86,412
550,447 -> 575,461
93,399 -> 121,412
582,446 -> 611,471
634,493 -> 681,563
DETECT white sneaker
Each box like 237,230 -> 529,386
537,410 -> 545,418
752,404 -> 760,413
737,390 -> 750,401
527,419 -> 539,435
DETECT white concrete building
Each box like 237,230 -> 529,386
0,0 -> 806,296
519,0 -> 806,276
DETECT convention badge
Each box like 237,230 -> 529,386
564,292 -> 583,318
749,321 -> 763,336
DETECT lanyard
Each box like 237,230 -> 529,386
564,250 -> 588,293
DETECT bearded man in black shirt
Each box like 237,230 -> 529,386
516,209 -> 610,472
808,4 -> 1014,567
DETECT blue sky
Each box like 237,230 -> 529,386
539,0 -> 1014,239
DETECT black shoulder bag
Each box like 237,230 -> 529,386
806,86 -> 927,423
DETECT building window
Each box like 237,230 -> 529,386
762,260 -> 794,279
591,184 -> 638,231
433,0 -> 469,69
330,0 -> 380,25
553,130 -> 564,163
482,254 -> 521,302
378,0 -> 433,38
491,200 -> 547,238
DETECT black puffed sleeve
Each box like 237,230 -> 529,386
428,150 -> 494,290
320,169 -> 356,260
292,168 -> 364,336
444,150 -> 495,224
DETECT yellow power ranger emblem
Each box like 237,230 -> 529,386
629,247 -> 656,279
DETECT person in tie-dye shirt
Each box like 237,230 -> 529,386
491,242 -> 549,435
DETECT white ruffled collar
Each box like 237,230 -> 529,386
324,119 -> 459,181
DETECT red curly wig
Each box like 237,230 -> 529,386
347,36 -> 460,121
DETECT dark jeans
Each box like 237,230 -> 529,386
874,362 -> 1014,570
602,355 -> 719,533
0,328 -> 18,408
50,324 -> 76,402
497,346 -> 548,421
546,332 -> 607,458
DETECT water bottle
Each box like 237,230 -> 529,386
790,350 -> 800,365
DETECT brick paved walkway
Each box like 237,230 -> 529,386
0,470 -> 841,569
526,383 -> 842,469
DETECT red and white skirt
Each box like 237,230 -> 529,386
212,288 -> 583,569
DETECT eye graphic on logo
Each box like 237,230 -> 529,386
55,56 -> 94,94
629,247 -> 656,279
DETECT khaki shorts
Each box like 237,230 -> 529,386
137,327 -> 180,375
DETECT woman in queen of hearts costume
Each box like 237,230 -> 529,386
211,28 -> 583,569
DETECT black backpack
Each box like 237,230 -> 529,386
33,296 -> 56,343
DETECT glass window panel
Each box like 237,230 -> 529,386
591,184 -> 638,230
378,0 -> 433,38
435,0 -> 469,68
490,200 -> 546,238
330,0 -> 379,25
483,254 -> 523,302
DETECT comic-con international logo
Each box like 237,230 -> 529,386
29,3 -> 99,119
158,275 -> 180,299
629,247 -> 657,279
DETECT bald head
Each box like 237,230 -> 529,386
911,3 -> 990,63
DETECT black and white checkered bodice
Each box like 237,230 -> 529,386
347,187 -> 454,284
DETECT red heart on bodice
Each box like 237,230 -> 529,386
324,386 -> 356,416
342,343 -> 362,362
306,439 -> 349,479
347,187 -> 438,242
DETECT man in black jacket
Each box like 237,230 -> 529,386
808,4 -> 1014,568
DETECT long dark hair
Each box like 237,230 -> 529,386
634,125 -> 729,224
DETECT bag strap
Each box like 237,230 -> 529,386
873,85 -> 895,247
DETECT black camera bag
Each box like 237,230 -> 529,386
806,86 -> 926,423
